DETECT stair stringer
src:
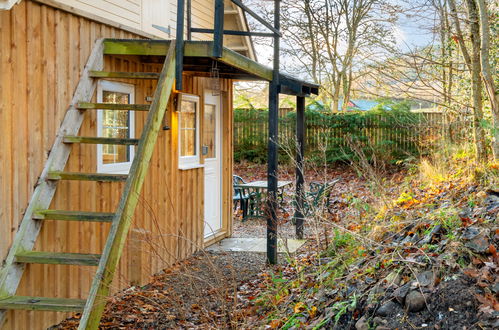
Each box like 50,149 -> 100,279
78,41 -> 177,329
0,39 -> 105,326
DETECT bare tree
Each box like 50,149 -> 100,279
458,0 -> 488,160
275,0 -> 397,112
359,0 -> 492,160
476,0 -> 498,159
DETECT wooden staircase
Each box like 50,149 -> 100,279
0,39 -> 176,329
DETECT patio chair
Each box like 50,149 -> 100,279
233,175 -> 254,219
300,178 -> 341,217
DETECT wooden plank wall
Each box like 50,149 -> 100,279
52,0 -> 143,30
0,2 -> 234,329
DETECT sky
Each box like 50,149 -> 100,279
247,0 -> 438,68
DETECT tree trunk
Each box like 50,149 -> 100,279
332,85 -> 340,113
331,73 -> 342,112
466,0 -> 488,161
341,72 -> 350,111
477,0 -> 499,160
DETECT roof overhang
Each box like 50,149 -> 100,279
103,39 -> 319,97
0,0 -> 20,10
224,2 -> 257,61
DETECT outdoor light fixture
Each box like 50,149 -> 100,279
210,60 -> 221,96
174,92 -> 184,112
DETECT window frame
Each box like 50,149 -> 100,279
178,93 -> 201,169
96,80 -> 136,174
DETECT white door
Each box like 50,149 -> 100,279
203,92 -> 222,238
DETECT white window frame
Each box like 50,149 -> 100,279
178,93 -> 202,170
97,80 -> 135,174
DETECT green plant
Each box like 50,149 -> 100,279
427,206 -> 461,240
329,229 -> 355,250
234,107 -> 429,165
281,313 -> 305,330
312,294 -> 358,329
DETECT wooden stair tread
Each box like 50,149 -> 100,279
77,102 -> 150,111
33,210 -> 114,222
47,171 -> 128,182
63,136 -> 139,145
0,296 -> 86,312
89,71 -> 160,79
15,252 -> 101,266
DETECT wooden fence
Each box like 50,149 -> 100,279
233,108 -> 471,162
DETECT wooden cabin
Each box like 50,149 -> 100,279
0,0 -> 318,329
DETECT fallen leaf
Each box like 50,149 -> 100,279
269,319 -> 283,328
294,301 -> 306,313
489,244 -> 498,258
308,306 -> 318,318
463,268 -> 479,278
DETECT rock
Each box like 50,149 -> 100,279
377,300 -> 399,317
418,225 -> 442,246
383,271 -> 402,287
461,226 -> 480,240
392,282 -> 411,304
492,282 -> 499,294
462,226 -> 490,253
415,271 -> 434,287
459,208 -> 472,218
355,316 -> 368,330
485,190 -> 499,213
405,290 -> 426,312
401,233 -> 420,245
367,284 -> 384,304
372,316 -> 386,325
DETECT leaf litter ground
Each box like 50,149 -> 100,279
52,162 -> 498,329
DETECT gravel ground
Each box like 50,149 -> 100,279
232,214 -> 303,239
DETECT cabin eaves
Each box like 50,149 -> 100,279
0,0 -> 256,60
0,0 -> 19,10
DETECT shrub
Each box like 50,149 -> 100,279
234,106 -> 430,165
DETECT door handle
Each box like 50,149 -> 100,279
202,145 -> 209,155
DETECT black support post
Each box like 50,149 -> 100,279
213,0 -> 224,58
267,0 -> 280,265
175,0 -> 185,90
187,0 -> 192,40
294,96 -> 305,239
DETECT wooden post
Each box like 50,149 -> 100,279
175,0 -> 185,90
213,0 -> 224,58
267,0 -> 280,265
294,96 -> 305,239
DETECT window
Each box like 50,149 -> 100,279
203,103 -> 216,159
97,81 -> 135,174
178,94 -> 201,169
